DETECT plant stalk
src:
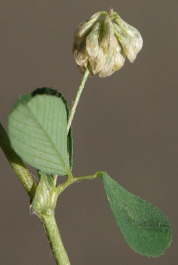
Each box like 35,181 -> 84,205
57,174 -> 98,196
67,68 -> 90,133
40,212 -> 70,265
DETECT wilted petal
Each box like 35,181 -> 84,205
99,53 -> 115,78
92,48 -> 105,75
86,22 -> 101,59
100,15 -> 115,51
97,16 -> 117,77
112,43 -> 125,72
99,20 -> 125,77
114,18 -> 143,62
74,12 -> 102,41
116,15 -> 141,38
73,41 -> 88,73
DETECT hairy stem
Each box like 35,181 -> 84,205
0,122 -> 36,200
40,212 -> 70,265
67,68 -> 90,133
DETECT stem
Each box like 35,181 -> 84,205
75,174 -> 98,182
0,122 -> 36,200
57,174 -> 98,196
40,174 -> 98,264
57,177 -> 76,196
67,68 -> 90,133
40,212 -> 70,265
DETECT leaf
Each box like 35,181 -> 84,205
8,94 -> 70,175
32,87 -> 73,170
12,93 -> 32,111
101,172 -> 172,257
10,88 -> 73,171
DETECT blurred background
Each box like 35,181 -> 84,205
0,0 -> 177,264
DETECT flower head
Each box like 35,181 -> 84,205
73,9 -> 143,78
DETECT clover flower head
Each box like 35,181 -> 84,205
73,9 -> 143,78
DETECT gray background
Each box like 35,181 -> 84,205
0,0 -> 177,264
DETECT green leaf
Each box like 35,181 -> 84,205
32,87 -> 73,170
10,88 -> 73,171
101,172 -> 172,257
8,94 -> 70,175
12,93 -> 32,111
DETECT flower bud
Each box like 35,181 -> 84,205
73,9 -> 143,78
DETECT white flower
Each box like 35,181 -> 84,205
73,10 -> 143,78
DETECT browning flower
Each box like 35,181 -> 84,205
73,9 -> 143,78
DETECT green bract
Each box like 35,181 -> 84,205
73,9 -> 143,77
